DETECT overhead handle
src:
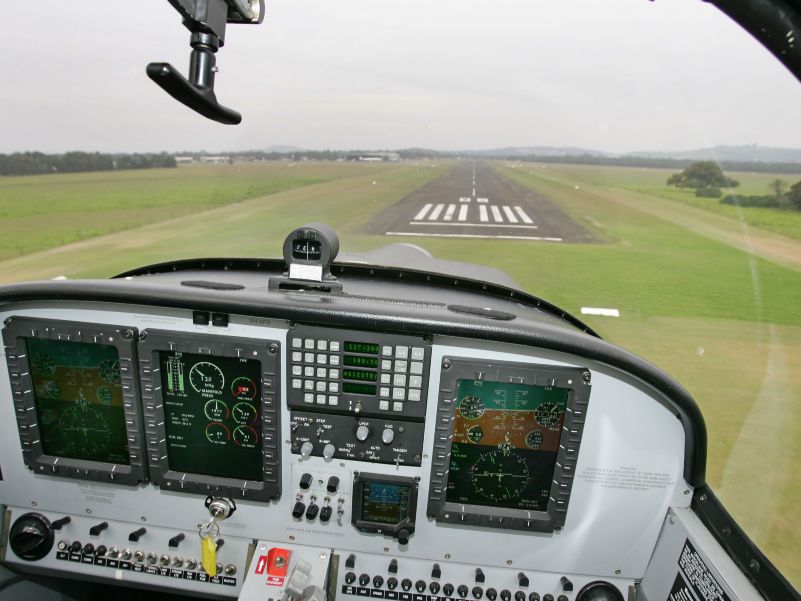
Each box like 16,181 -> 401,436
148,0 -> 264,125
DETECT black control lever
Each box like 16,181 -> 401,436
148,0 -> 265,124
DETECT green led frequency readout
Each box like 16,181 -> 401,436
343,369 -> 378,382
25,337 -> 130,465
343,382 -> 377,395
344,355 -> 379,368
343,341 -> 379,355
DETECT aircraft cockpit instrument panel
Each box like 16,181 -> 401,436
0,225 -> 754,601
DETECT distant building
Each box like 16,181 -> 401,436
200,156 -> 231,164
346,152 -> 400,162
174,156 -> 195,164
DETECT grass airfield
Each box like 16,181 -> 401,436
1,159 -> 800,585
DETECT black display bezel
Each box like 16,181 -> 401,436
1,316 -> 146,486
138,329 -> 281,502
426,358 -> 591,533
352,472 -> 418,542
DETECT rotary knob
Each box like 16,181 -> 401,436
356,425 -> 370,442
9,513 -> 55,561
381,428 -> 395,445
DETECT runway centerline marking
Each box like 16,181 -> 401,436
443,204 -> 456,221
479,205 -> 489,222
414,204 -> 433,221
490,206 -> 503,222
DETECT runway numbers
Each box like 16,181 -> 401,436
477,198 -> 488,203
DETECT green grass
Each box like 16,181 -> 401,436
511,162 -> 801,241
0,160 -> 800,586
0,162 -> 401,261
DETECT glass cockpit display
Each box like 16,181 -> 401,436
446,379 -> 569,512
159,351 -> 263,481
25,337 -> 130,465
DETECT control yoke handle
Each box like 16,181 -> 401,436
148,0 -> 264,125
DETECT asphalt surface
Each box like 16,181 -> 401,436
365,162 -> 595,243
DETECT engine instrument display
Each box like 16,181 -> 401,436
446,379 -> 567,511
26,337 -> 129,465
159,351 -> 263,481
140,330 -> 281,501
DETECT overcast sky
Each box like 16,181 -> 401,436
1,0 -> 800,154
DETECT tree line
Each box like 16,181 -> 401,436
667,161 -> 801,210
0,152 -> 176,176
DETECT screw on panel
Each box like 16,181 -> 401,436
749,559 -> 760,572
699,494 -> 707,502
269,344 -> 278,354
442,359 -> 451,370
139,331 -> 148,341
4,318 -> 12,327
582,371 -> 591,384
123,329 -> 135,339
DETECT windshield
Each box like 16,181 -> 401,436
2,0 -> 801,589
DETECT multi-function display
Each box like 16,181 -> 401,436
428,359 -> 590,532
26,338 -> 130,465
360,481 -> 413,525
159,351 -> 263,481
446,379 -> 568,511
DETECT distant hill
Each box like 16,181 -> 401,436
463,146 -> 610,158
625,145 -> 801,164
260,145 -> 305,154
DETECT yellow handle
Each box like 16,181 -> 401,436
201,534 -> 217,576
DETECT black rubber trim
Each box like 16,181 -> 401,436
0,280 -> 706,486
709,0 -> 801,83
113,258 -> 600,338
692,485 -> 801,601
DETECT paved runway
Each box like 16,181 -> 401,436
365,162 -> 595,242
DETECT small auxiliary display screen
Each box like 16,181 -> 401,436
360,480 -> 413,525
446,379 -> 569,511
159,351 -> 263,481
25,338 -> 130,465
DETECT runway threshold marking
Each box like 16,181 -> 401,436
408,222 -> 538,229
414,204 -> 433,220
479,206 -> 489,222
514,206 -> 534,224
458,205 -> 469,221
386,232 -> 563,242
490,206 -> 503,222
502,206 -> 518,223
443,204 -> 456,221
429,204 -> 445,220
